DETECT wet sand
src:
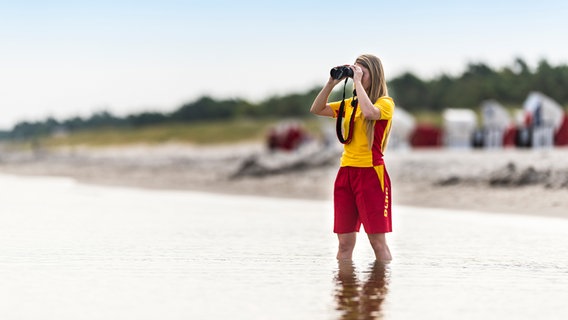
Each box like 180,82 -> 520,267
1,143 -> 567,218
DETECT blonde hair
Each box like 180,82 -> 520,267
355,54 -> 388,149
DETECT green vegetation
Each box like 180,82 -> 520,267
31,118 -> 325,147
412,111 -> 444,127
2,57 -> 567,146
38,120 -> 272,147
389,58 -> 568,111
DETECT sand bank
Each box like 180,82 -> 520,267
1,143 -> 567,218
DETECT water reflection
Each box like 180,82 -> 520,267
334,260 -> 390,320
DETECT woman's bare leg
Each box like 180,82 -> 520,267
367,233 -> 392,262
337,232 -> 357,260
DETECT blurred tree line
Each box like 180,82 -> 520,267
1,58 -> 567,140
0,88 -> 322,141
389,58 -> 568,111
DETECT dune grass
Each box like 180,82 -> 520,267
413,111 -> 443,126
35,118 -> 327,148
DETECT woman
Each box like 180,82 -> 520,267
310,54 -> 394,261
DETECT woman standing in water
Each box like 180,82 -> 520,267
310,54 -> 394,261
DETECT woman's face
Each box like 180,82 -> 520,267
356,63 -> 371,91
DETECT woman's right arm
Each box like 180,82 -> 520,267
310,79 -> 339,117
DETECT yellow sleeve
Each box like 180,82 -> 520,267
375,97 -> 395,120
328,98 -> 353,118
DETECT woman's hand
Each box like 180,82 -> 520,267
351,64 -> 363,84
327,76 -> 343,87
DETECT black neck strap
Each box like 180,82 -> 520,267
336,79 -> 358,144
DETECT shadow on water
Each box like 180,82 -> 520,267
334,260 -> 390,320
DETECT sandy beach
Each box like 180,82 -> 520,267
1,142 -> 567,218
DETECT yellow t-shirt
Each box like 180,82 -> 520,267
329,96 -> 395,167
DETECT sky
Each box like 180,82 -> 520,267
1,0 -> 567,130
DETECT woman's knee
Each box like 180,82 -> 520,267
337,234 -> 356,251
367,233 -> 387,249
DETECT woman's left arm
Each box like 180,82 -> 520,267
352,65 -> 381,120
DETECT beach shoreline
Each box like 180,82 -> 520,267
1,142 -> 567,219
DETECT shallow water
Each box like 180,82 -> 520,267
0,174 -> 567,320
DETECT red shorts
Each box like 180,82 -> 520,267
333,166 -> 392,234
